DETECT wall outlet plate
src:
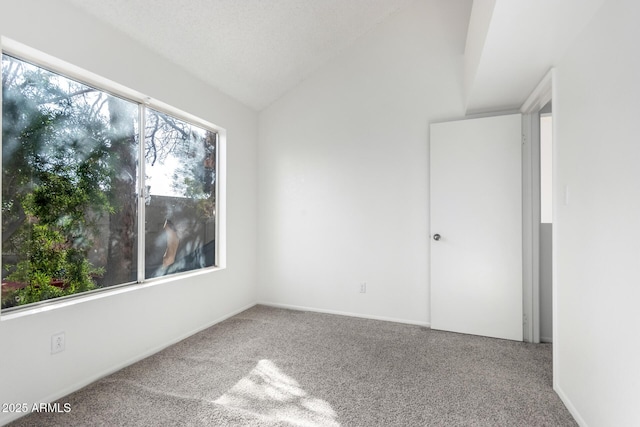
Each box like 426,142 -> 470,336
51,332 -> 65,354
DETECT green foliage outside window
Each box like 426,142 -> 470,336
1,53 -> 217,310
1,54 -> 122,308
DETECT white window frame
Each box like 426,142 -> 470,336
0,37 -> 227,318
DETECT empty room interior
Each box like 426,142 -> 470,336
0,0 -> 638,426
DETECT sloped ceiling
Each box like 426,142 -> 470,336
65,0 -> 607,113
65,0 -> 414,111
464,0 -> 607,114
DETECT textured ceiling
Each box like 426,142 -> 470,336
65,0 -> 413,110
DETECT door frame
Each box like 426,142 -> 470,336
520,68 -> 555,344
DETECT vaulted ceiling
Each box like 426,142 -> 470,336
66,0 -> 607,113
464,0 -> 607,114
66,0 -> 414,111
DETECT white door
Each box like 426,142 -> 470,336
430,114 -> 523,341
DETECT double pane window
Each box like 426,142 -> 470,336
1,54 -> 218,310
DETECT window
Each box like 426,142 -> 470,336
144,109 -> 217,279
1,45 -> 223,311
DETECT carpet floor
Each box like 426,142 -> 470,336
9,305 -> 576,426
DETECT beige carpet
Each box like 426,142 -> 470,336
9,305 -> 576,426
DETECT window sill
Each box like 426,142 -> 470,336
0,266 -> 225,322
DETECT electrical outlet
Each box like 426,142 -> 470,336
359,282 -> 367,293
51,332 -> 65,354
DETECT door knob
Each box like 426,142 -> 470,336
433,234 -> 441,241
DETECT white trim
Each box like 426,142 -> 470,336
1,37 -> 225,134
520,68 -> 555,345
550,71 -> 560,395
1,266 -> 225,321
216,130 -> 227,268
521,113 -> 534,343
1,35 -> 224,134
259,301 -> 431,327
1,301 -> 257,426
137,103 -> 147,283
1,37 -> 145,105
555,384 -> 588,427
531,111 -> 542,344
520,69 -> 554,114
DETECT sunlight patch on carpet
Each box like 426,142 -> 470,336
214,359 -> 339,426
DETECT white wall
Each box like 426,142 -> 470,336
555,0 -> 640,424
6,0 -> 639,425
258,0 -> 470,324
0,1 -> 258,424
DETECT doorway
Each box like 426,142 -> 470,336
520,69 -> 555,346
539,102 -> 553,343
428,71 -> 555,346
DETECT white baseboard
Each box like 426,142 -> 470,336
1,301 -> 258,427
554,382 -> 587,426
540,336 -> 553,343
258,301 -> 430,327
